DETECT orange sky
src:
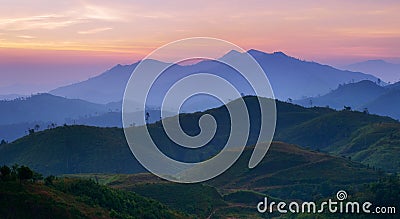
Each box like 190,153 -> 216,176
0,0 -> 400,93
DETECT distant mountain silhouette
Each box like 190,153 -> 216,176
50,49 -> 380,108
0,93 -> 173,141
245,50 -> 379,99
363,89 -> 400,120
342,59 -> 400,83
295,80 -> 400,120
295,80 -> 386,109
0,93 -> 107,126
51,64 -> 138,104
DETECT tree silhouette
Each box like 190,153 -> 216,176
17,165 -> 33,182
11,164 -> 19,176
0,165 -> 11,180
343,106 -> 352,111
145,112 -> 150,124
44,175 -> 55,185
28,128 -> 35,135
34,124 -> 40,131
0,139 -> 7,145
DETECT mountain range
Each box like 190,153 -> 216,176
50,49 -> 380,105
2,49 -> 392,143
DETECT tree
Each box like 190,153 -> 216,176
0,165 -> 11,180
343,106 -> 352,111
17,165 -> 33,182
48,123 -> 56,129
287,98 -> 293,103
44,175 -> 56,186
28,128 -> 35,135
32,171 -> 43,182
34,124 -> 40,131
145,112 -> 150,124
11,164 -> 19,177
0,139 -> 7,145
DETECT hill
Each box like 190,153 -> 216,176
275,109 -> 400,172
294,80 -> 386,109
342,59 -> 400,83
295,80 -> 400,120
0,175 -> 186,218
386,81 -> 400,90
1,96 -> 399,174
0,93 -> 107,125
0,94 -> 173,142
67,142 -> 382,218
363,89 -> 400,120
0,125 -> 144,175
50,50 -> 380,105
207,142 -> 381,200
0,121 -> 54,143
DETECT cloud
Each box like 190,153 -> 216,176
0,5 -> 122,32
17,35 -> 36,39
0,14 -> 84,31
78,27 -> 112,34
80,5 -> 123,21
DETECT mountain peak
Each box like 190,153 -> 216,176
272,51 -> 288,57
246,49 -> 289,58
225,49 -> 242,56
246,49 -> 265,56
219,49 -> 243,61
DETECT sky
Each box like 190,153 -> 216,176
0,0 -> 400,94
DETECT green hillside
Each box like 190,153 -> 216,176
209,142 -> 381,200
275,110 -> 400,172
0,173 -> 186,219
0,125 -> 143,175
68,142 -> 384,218
337,123 -> 400,173
73,142 -> 381,202
0,96 -> 399,175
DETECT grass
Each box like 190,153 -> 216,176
0,177 -> 188,219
